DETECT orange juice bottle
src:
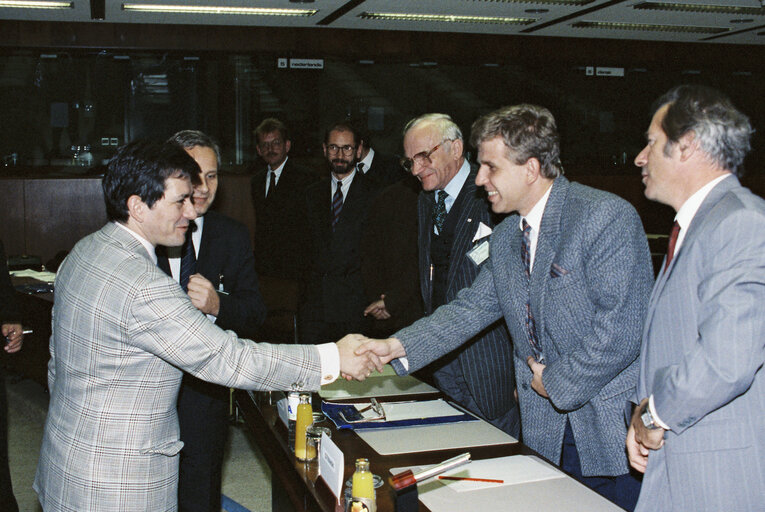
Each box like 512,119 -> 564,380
294,393 -> 313,460
350,458 -> 376,511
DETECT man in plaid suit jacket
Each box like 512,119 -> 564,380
34,140 -> 374,512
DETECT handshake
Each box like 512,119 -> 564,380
334,334 -> 408,381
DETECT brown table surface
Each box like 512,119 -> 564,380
235,390 -> 537,512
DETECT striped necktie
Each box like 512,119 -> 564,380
521,219 -> 543,362
179,222 -> 197,292
332,182 -> 344,230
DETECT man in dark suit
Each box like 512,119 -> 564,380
397,113 -> 519,437
1,240 -> 23,512
251,118 -> 316,280
300,121 -> 377,344
359,105 -> 653,511
355,133 -> 406,190
159,131 -> 266,512
628,86 -> 765,512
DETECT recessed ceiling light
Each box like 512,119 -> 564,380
572,20 -> 729,34
633,1 -> 764,15
729,19 -> 754,24
359,12 -> 535,25
0,1 -> 72,8
121,3 -> 317,16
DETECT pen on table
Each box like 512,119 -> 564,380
438,476 -> 504,484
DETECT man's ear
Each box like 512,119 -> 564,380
678,131 -> 699,162
525,157 -> 542,183
127,195 -> 146,223
450,138 -> 464,159
284,139 -> 291,154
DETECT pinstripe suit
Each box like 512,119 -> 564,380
34,223 -> 321,511
416,165 -> 518,435
393,176 -> 653,476
636,175 -> 765,511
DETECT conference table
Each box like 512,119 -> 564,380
234,379 -> 625,512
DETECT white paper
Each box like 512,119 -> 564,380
472,222 -> 493,242
10,269 -> 56,283
319,431 -> 345,500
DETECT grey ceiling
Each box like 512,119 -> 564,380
2,0 -> 764,45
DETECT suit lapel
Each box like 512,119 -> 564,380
447,170 -> 480,290
418,190 -> 435,313
529,176 -> 568,347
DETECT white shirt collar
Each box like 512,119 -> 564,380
115,221 -> 157,264
358,148 -> 375,173
268,156 -> 289,179
674,173 -> 731,251
440,159 -> 471,204
519,182 -> 553,234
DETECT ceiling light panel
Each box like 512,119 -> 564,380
0,0 -> 87,21
528,0 -> 765,44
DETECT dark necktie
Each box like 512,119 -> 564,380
664,221 -> 681,272
433,191 -> 448,234
179,221 -> 197,292
357,162 -> 365,174
521,220 -> 543,362
332,182 -> 344,230
266,170 -> 276,198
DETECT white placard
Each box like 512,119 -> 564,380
290,58 -> 324,69
319,432 -> 344,500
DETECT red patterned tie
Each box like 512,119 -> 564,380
664,221 -> 681,272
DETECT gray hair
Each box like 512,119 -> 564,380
653,85 -> 753,175
168,130 -> 222,168
403,113 -> 463,154
470,104 -> 563,179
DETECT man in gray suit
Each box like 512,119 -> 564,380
627,85 -> 765,511
359,104 -> 653,510
34,140 -> 376,512
398,113 -> 518,437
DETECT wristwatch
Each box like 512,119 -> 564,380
640,403 -> 662,430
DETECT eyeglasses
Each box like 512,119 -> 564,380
258,139 -> 284,151
326,144 -> 356,155
400,139 -> 451,172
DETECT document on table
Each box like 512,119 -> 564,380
357,416 -> 517,455
391,456 -> 622,512
322,399 -> 476,430
10,269 -> 56,283
319,364 -> 438,400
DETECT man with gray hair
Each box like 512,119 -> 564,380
396,113 -> 519,437
628,85 -> 765,511
158,130 -> 266,512
358,104 -> 653,510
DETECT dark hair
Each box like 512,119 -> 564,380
652,85 -> 753,175
254,118 -> 289,143
168,129 -> 221,168
470,104 -> 563,179
102,139 -> 200,222
324,120 -> 359,147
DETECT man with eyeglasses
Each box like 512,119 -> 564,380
251,118 -> 316,280
300,121 -> 378,344
397,113 -> 519,437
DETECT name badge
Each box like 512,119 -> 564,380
468,240 -> 490,266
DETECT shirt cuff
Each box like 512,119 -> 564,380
398,356 -> 410,372
316,343 -> 340,385
648,394 -> 671,430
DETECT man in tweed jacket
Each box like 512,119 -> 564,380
359,105 -> 653,511
34,140 -> 375,512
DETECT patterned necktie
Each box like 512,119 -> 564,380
664,221 -> 681,272
179,221 -> 197,292
521,220 -> 543,361
432,191 -> 448,234
266,170 -> 276,198
331,182 -> 344,230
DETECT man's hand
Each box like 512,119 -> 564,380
355,337 -> 406,366
527,356 -> 548,398
2,323 -> 24,354
627,398 -> 665,473
336,334 -> 383,381
363,295 -> 391,320
187,274 -> 220,316
626,422 -> 648,473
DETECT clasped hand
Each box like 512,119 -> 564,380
336,334 -> 406,381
